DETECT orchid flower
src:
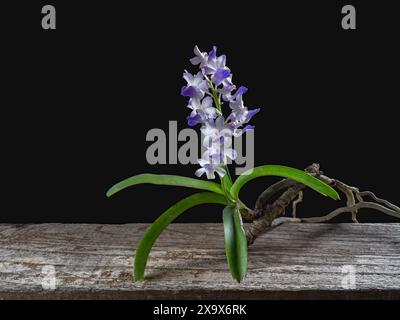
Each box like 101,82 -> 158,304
181,70 -> 209,99
181,46 -> 259,180
186,96 -> 217,126
107,46 -> 340,284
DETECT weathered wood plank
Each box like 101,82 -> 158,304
0,223 -> 399,299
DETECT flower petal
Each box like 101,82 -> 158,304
195,168 -> 206,177
187,113 -> 202,126
182,70 -> 194,84
236,86 -> 248,96
190,57 -> 201,65
242,124 -> 255,132
244,108 -> 260,122
208,46 -> 217,59
212,68 -> 231,86
181,86 -> 204,99
201,96 -> 213,109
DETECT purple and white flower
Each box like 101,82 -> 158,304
228,92 -> 260,127
186,96 -> 217,126
181,71 -> 209,99
195,157 -> 226,180
190,46 -> 208,68
182,45 -> 260,179
201,117 -> 231,147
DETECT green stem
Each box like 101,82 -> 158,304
208,80 -> 222,115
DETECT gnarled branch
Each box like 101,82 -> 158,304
245,164 -> 400,245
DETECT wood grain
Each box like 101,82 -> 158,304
0,223 -> 399,299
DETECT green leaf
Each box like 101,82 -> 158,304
220,168 -> 234,201
223,206 -> 248,282
230,165 -> 340,201
221,171 -> 233,191
106,174 -> 224,197
134,192 -> 228,281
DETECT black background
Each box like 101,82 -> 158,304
2,1 -> 399,223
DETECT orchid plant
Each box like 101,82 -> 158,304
107,46 -> 339,282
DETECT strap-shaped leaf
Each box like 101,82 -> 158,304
223,206 -> 248,282
134,192 -> 227,281
230,165 -> 340,201
107,174 -> 224,197
221,169 -> 234,201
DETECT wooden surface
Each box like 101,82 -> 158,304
0,223 -> 399,299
